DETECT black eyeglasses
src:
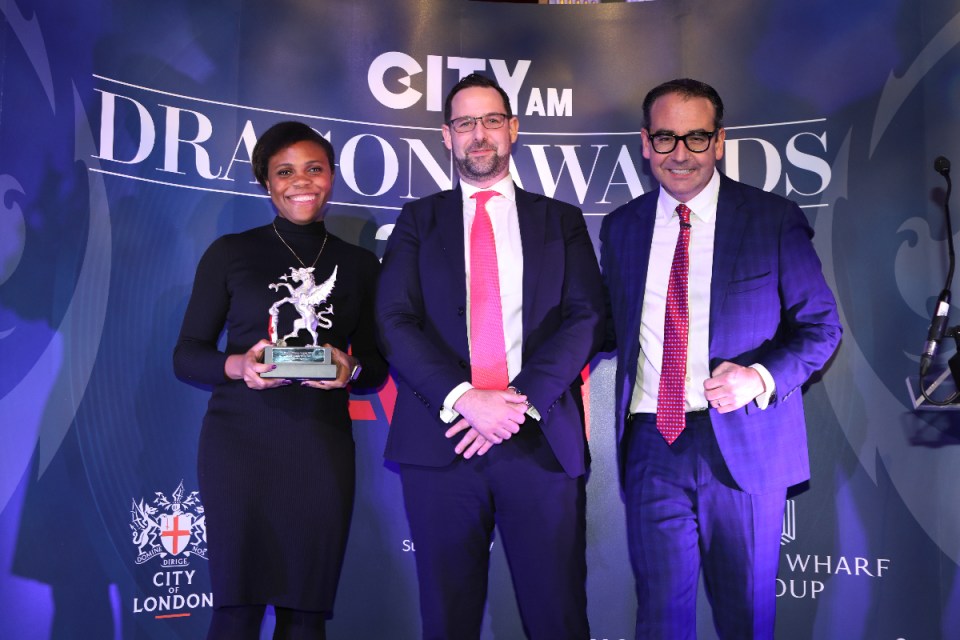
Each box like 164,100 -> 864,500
447,112 -> 509,134
646,130 -> 718,154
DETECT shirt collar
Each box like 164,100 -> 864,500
657,169 -> 721,223
460,175 -> 516,204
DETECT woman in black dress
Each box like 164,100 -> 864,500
174,121 -> 387,639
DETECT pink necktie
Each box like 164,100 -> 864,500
657,203 -> 691,444
470,190 -> 509,390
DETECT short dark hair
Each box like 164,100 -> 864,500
251,121 -> 335,188
642,78 -> 724,131
443,73 -> 513,123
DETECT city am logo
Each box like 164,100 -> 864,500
366,52 -> 573,116
781,499 -> 797,546
131,480 -> 208,565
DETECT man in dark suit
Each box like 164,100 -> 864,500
600,78 -> 842,639
376,73 -> 604,639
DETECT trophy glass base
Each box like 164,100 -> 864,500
261,346 -> 337,380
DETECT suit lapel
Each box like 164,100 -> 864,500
619,195 -> 656,397
626,197 -> 656,358
434,188 -> 470,360
517,187 -> 545,340
436,187 -> 467,295
710,175 -> 748,351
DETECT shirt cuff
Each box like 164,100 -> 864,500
440,382 -> 474,423
749,364 -> 776,410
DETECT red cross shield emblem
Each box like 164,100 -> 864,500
159,513 -> 194,556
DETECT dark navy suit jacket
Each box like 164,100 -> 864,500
600,173 -> 842,494
377,185 -> 605,478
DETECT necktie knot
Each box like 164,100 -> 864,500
676,203 -> 691,226
473,190 -> 499,209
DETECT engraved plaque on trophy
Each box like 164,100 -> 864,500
260,265 -> 339,380
263,344 -> 336,380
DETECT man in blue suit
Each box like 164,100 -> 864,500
600,78 -> 841,639
377,73 -> 604,639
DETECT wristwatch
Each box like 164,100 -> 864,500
348,362 -> 362,383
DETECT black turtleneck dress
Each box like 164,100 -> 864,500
173,216 -> 387,613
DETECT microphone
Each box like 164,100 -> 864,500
921,289 -> 951,376
935,156 -> 951,177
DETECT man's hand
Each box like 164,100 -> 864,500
452,388 -> 528,445
704,361 -> 766,413
445,419 -> 495,458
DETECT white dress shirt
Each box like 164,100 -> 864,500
630,170 -> 774,415
440,176 -> 528,422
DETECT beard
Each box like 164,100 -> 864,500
454,143 -> 510,183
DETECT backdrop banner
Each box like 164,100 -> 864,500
2,0 -> 959,638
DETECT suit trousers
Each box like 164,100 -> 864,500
623,412 -> 786,640
400,422 -> 589,640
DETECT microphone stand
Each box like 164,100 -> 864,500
920,156 -> 958,405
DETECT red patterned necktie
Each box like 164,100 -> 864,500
657,203 -> 691,444
469,190 -> 509,390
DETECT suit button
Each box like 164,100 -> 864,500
458,361 -> 468,369
457,306 -> 465,316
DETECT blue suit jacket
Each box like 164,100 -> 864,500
600,174 -> 842,494
377,185 -> 605,478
